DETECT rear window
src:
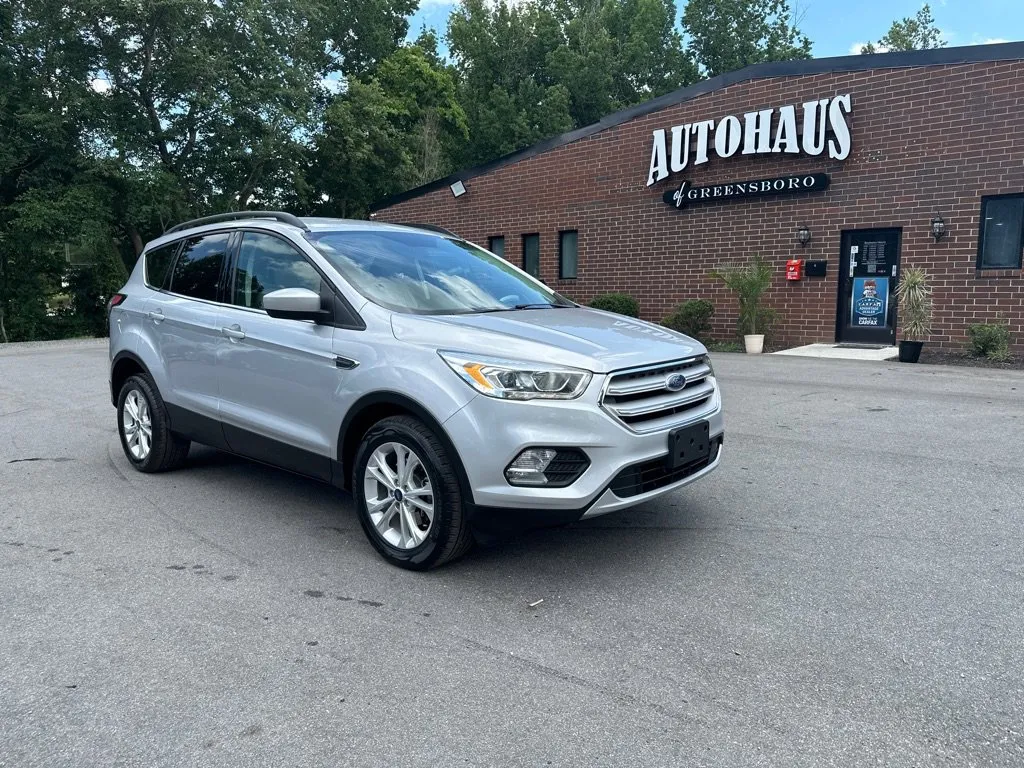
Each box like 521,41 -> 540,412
169,233 -> 231,301
145,243 -> 179,289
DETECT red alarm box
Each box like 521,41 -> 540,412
786,259 -> 803,281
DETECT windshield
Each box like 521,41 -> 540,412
307,230 -> 574,314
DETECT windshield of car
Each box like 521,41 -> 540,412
307,230 -> 574,314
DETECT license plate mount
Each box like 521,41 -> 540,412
667,421 -> 711,470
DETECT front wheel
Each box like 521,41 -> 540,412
353,415 -> 473,570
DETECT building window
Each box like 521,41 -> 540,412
522,234 -> 540,277
978,195 -> 1024,269
559,230 -> 578,279
488,236 -> 505,258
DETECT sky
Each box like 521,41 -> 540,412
408,0 -> 1024,60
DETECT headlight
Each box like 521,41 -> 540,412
439,351 -> 591,400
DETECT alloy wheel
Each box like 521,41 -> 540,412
362,441 -> 435,550
122,389 -> 153,461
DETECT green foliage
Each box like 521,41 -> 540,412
683,0 -> 812,77
446,0 -> 697,165
861,4 -> 945,54
0,0 -> 823,342
589,293 -> 641,317
968,323 -> 1011,361
711,256 -> 774,336
663,299 -> 715,340
705,339 -> 744,353
895,267 -> 932,341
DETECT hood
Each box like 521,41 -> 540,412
390,307 -> 705,373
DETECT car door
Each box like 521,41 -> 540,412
216,230 -> 339,480
145,231 -> 231,442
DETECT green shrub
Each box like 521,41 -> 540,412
663,299 -> 715,340
711,255 -> 773,336
589,292 -> 639,317
968,323 -> 1011,361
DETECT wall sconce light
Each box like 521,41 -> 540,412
450,180 -> 466,198
930,214 -> 946,242
795,226 -> 811,247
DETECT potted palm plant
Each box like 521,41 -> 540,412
712,255 -> 774,354
895,266 -> 932,363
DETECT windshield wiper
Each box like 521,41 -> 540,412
462,302 -> 565,314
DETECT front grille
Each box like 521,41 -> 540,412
609,438 -> 722,498
543,449 -> 590,486
601,357 -> 716,432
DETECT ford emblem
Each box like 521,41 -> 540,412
666,373 -> 686,391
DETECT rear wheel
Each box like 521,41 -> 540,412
117,374 -> 190,472
353,416 -> 473,570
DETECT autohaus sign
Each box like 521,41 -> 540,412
646,94 -> 853,187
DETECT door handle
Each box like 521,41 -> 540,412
148,309 -> 164,323
221,325 -> 246,341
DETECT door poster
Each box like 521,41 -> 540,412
851,277 -> 889,327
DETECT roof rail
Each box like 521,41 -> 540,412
164,211 -> 310,235
406,223 -> 458,237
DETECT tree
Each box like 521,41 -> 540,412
0,0 -> 115,342
447,0 -> 575,165
682,0 -> 811,77
860,4 -> 945,54
309,46 -> 468,217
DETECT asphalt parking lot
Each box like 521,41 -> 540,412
1,339 -> 1022,767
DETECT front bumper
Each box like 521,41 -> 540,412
442,374 -> 724,528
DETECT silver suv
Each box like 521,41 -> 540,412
108,212 -> 724,569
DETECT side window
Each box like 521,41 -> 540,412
145,242 -> 179,289
232,232 -> 322,310
488,236 -> 505,258
978,195 -> 1024,269
522,233 -> 540,277
559,230 -> 578,279
170,233 -> 231,301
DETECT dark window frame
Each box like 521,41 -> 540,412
522,233 -> 540,278
488,235 -> 505,258
977,193 -> 1024,270
558,230 -> 578,280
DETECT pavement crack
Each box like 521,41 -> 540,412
454,634 -> 702,727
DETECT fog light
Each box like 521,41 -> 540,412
505,448 -> 558,486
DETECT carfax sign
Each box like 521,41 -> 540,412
851,277 -> 889,327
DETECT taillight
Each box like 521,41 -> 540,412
108,293 -> 127,309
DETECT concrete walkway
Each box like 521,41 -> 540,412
773,342 -> 899,361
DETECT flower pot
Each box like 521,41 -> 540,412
744,334 -> 765,354
898,340 -> 924,363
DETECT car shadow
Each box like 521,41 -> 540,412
175,443 -> 720,585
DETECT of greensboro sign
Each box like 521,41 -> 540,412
646,94 -> 853,187
663,173 -> 830,209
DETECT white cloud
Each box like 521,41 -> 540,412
849,42 -> 889,55
90,78 -> 111,93
980,38 -> 1010,45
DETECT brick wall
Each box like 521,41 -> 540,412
373,61 -> 1024,351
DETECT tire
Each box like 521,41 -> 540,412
117,374 -> 191,473
353,415 -> 473,570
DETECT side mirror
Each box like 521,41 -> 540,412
263,288 -> 331,323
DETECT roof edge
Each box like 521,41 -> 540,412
369,41 -> 1024,213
